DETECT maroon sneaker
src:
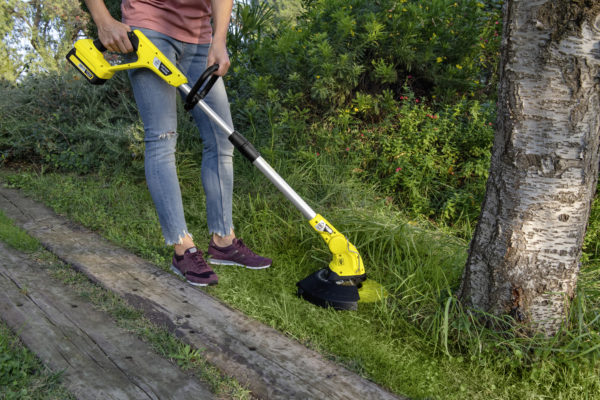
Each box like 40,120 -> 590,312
207,238 -> 272,269
171,247 -> 218,286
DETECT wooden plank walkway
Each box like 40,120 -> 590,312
0,241 -> 214,400
0,185 -> 403,400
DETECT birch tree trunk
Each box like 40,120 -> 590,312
458,1 -> 600,336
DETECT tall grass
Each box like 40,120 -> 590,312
3,151 -> 600,399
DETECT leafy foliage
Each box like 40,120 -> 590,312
226,0 -> 501,224
0,72 -> 142,174
1,0 -> 88,80
228,0 -> 502,110
349,97 -> 494,222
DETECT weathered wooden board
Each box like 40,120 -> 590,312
0,241 -> 214,400
0,185 -> 403,400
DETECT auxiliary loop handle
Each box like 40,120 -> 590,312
184,64 -> 220,111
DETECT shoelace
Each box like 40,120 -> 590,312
233,239 -> 255,256
188,250 -> 212,273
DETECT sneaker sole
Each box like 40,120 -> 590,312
170,265 -> 217,287
208,258 -> 271,270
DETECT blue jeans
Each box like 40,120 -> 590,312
127,27 -> 234,244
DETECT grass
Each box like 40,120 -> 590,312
2,161 -> 600,399
0,211 -> 40,254
0,209 -> 251,399
0,321 -> 75,400
0,213 -> 74,400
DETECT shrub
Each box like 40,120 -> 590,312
293,94 -> 496,225
1,0 -> 502,228
228,0 -> 503,116
0,71 -> 143,173
225,0 -> 501,225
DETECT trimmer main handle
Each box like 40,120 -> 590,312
92,31 -> 139,53
66,30 -> 186,86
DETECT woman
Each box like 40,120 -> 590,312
83,0 -> 272,286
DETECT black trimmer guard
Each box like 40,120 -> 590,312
296,268 -> 360,311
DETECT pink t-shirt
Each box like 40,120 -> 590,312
122,0 -> 213,44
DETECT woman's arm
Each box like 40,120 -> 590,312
207,0 -> 233,76
84,0 -> 132,53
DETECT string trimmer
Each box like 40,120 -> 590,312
67,30 -> 385,310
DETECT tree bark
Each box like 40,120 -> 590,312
458,0 -> 600,335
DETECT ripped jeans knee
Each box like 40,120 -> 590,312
157,131 -> 178,140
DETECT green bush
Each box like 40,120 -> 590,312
1,0 -> 502,227
287,94 -> 495,225
225,0 -> 501,225
0,72 -> 143,174
350,97 -> 494,223
228,0 -> 502,112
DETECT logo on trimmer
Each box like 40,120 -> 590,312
153,57 -> 172,77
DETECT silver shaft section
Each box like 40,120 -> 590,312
178,83 -> 317,221
253,157 -> 317,220
179,84 -> 234,134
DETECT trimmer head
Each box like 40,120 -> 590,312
297,268 -> 387,310
296,268 -> 362,311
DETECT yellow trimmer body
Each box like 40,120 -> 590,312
67,30 -> 187,87
309,214 -> 365,278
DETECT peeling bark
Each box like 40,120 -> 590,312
458,0 -> 600,336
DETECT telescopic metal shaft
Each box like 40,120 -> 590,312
179,83 -> 317,221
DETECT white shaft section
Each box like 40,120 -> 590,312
178,83 -> 317,221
